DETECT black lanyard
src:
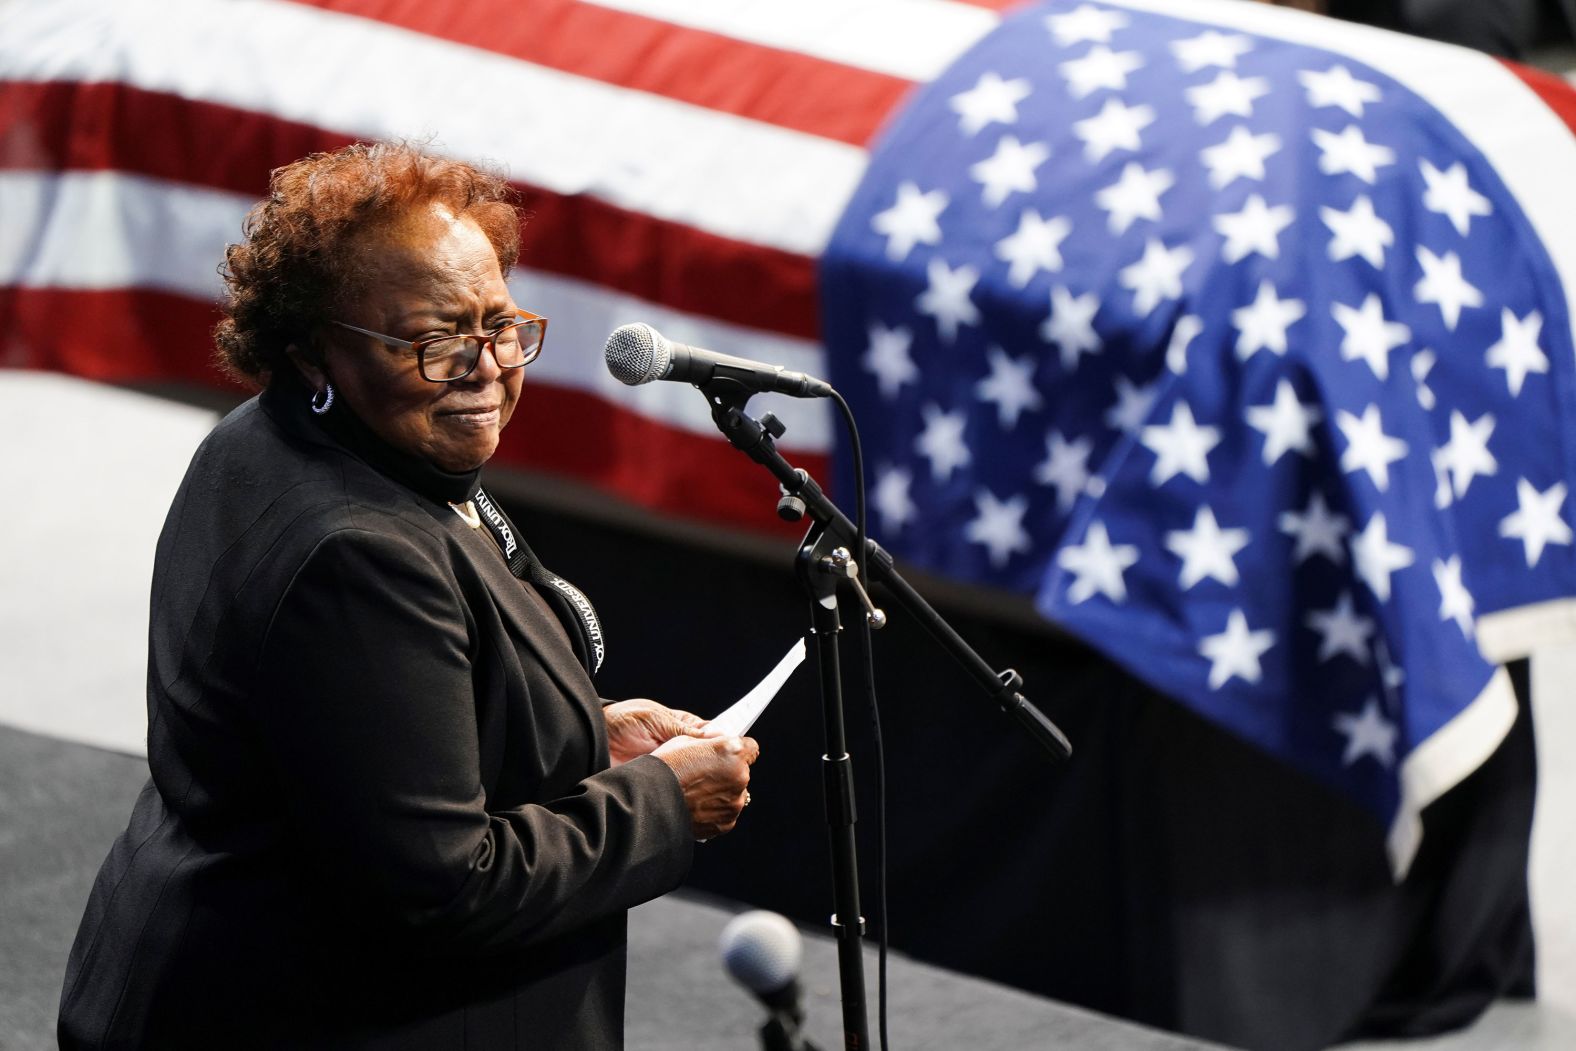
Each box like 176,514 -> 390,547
471,488 -> 606,677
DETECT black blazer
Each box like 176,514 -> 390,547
59,386 -> 693,1049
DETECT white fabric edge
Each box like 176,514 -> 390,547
1386,667 -> 1518,879
583,0 -> 999,82
1478,599 -> 1576,663
1100,0 -> 1576,366
0,0 -> 866,257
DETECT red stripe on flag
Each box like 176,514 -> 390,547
284,0 -> 913,147
1504,60 -> 1576,139
496,383 -> 825,536
0,81 -> 822,340
0,286 -> 823,533
0,285 -> 233,385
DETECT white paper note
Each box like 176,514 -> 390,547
707,637 -> 807,737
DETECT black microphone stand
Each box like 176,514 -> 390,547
698,380 -> 1072,1051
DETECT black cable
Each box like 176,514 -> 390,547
829,390 -> 888,1051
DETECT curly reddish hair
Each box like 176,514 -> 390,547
215,141 -> 522,386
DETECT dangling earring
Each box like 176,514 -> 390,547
310,383 -> 335,415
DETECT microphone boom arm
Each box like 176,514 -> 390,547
701,378 -> 1073,761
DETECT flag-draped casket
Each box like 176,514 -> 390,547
3,0 -> 1573,1047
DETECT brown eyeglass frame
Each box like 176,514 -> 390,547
330,309 -> 547,383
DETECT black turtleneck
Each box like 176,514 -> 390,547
262,373 -> 482,507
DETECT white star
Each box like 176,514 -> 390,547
1332,293 -> 1410,380
1321,194 -> 1393,269
1187,70 -> 1270,125
1105,375 -> 1156,435
1305,592 -> 1374,664
1172,30 -> 1253,73
965,489 -> 1033,568
915,259 -> 981,343
872,465 -> 917,535
1432,555 -> 1475,637
996,209 -> 1071,288
1165,505 -> 1250,589
950,72 -> 1032,136
1232,280 -> 1306,360
970,135 -> 1051,208
1045,4 -> 1129,46
1199,609 -> 1275,690
1352,512 -> 1415,602
1246,378 -> 1321,465
1094,162 -> 1174,234
1420,159 -> 1492,236
1430,446 -> 1454,511
1337,404 -> 1409,492
1060,45 -> 1145,98
1041,286 -> 1102,370
1166,314 -> 1204,374
1279,491 -> 1349,565
1333,698 -> 1398,767
1376,637 -> 1405,697
1200,126 -> 1281,189
1214,194 -> 1295,264
862,322 -> 917,400
1034,430 -> 1093,511
914,403 -> 971,482
1298,65 -> 1382,117
1414,246 -> 1482,331
1436,410 -> 1497,500
1119,238 -> 1194,318
1312,125 -> 1396,184
1411,348 -> 1438,411
1074,98 -> 1156,162
871,183 -> 947,263
1140,401 -> 1220,485
1485,308 -> 1548,397
1058,520 -> 1140,604
975,346 -> 1043,428
1500,478 -> 1573,567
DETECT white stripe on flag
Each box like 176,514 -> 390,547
0,170 -> 245,299
0,169 -> 834,451
1103,0 -> 1576,363
583,0 -> 998,82
0,0 -> 867,257
510,267 -> 833,451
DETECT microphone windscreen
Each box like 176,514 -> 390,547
720,910 -> 802,995
604,322 -> 670,386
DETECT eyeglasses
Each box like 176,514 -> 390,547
330,309 -> 547,383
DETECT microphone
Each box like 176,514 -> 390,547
605,323 -> 833,398
720,911 -> 821,1051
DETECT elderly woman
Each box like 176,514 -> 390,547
57,142 -> 758,1049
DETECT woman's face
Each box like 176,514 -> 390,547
316,204 -> 523,472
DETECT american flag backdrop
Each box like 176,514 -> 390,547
5,0 -> 1576,875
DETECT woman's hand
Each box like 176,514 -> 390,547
604,698 -> 713,766
652,734 -> 760,841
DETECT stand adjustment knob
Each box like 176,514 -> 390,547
759,412 -> 787,439
777,490 -> 807,521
